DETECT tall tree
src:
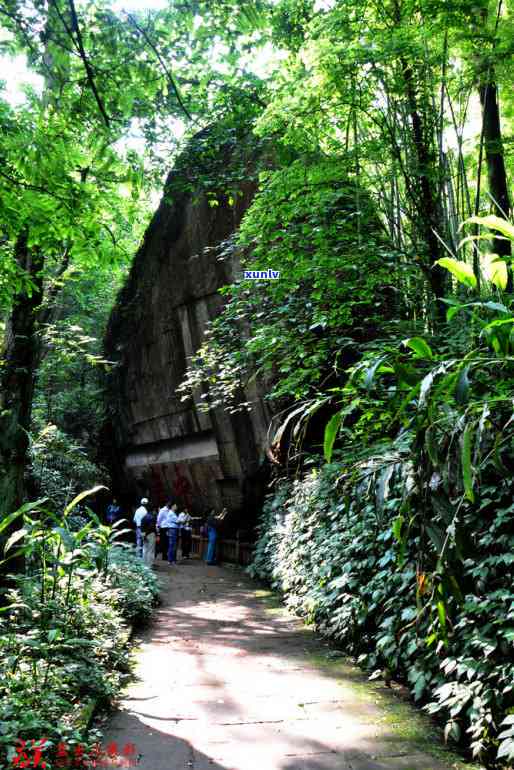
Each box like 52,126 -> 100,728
0,234 -> 44,516
0,0 -> 148,532
475,1 -> 512,260
0,0 -> 271,533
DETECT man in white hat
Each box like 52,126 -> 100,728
133,498 -> 149,558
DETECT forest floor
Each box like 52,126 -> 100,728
101,559 -> 479,770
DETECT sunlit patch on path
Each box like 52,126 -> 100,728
102,561 -> 465,770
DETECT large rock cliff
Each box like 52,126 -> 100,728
104,134 -> 272,523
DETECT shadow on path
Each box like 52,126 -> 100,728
101,559 -> 458,770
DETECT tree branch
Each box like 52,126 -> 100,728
126,12 -> 194,123
65,0 -> 111,127
0,167 -> 70,207
38,247 -> 72,326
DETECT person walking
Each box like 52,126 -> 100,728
167,503 -> 179,564
141,508 -> 157,568
133,498 -> 149,558
178,509 -> 192,559
157,502 -> 171,560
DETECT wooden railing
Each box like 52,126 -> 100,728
190,533 -> 254,566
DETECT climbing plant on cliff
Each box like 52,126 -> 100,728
179,155 -> 402,410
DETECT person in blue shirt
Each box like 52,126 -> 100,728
157,502 -> 171,560
106,498 -> 121,525
167,504 -> 180,564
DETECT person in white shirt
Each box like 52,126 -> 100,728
133,498 -> 149,558
157,502 -> 171,560
178,510 -> 192,559
141,508 -> 157,568
167,503 -> 179,564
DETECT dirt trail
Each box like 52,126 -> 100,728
103,559 -> 465,770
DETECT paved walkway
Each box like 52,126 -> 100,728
103,559 -> 461,770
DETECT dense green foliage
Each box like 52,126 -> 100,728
179,156 -> 396,407
250,460 -> 514,764
169,8 -> 514,762
177,0 -> 514,411
0,494 -> 158,769
1,0 -> 514,766
27,265 -> 126,506
28,423 -> 105,510
249,218 -> 514,766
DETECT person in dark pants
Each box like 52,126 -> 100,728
167,504 -> 179,564
157,502 -> 171,560
205,508 -> 227,565
106,498 -> 121,525
178,509 -> 192,559
205,510 -> 218,565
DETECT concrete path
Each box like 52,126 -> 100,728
103,559 -> 466,770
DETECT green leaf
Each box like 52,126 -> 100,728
437,600 -> 447,632
64,485 -> 107,517
53,527 -> 75,549
413,673 -> 426,701
484,253 -> 508,290
364,354 -> 389,390
497,738 -> 514,760
324,412 -> 343,463
0,499 -> 47,534
3,528 -> 27,553
455,365 -> 470,405
444,720 -> 461,743
465,215 -> 514,242
425,428 -> 439,465
435,257 -> 477,288
392,515 -> 404,542
426,524 -> 445,553
403,337 -> 433,359
461,422 -> 474,502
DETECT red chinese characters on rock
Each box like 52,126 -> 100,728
172,464 -> 192,509
11,740 -> 139,769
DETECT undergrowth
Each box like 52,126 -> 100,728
0,499 -> 158,770
250,459 -> 514,768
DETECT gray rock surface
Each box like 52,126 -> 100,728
104,137 -> 271,519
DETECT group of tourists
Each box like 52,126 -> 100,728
132,498 -> 193,567
105,496 -> 225,568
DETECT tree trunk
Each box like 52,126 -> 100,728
0,233 -> 44,572
479,78 -> 512,262
401,58 -> 447,316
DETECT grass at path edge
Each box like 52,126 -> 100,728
253,587 -> 482,770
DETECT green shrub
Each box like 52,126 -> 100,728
107,545 -> 160,624
250,463 -> 514,766
28,424 -> 107,510
0,521 -> 158,770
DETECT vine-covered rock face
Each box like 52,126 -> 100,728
103,127 -> 273,520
